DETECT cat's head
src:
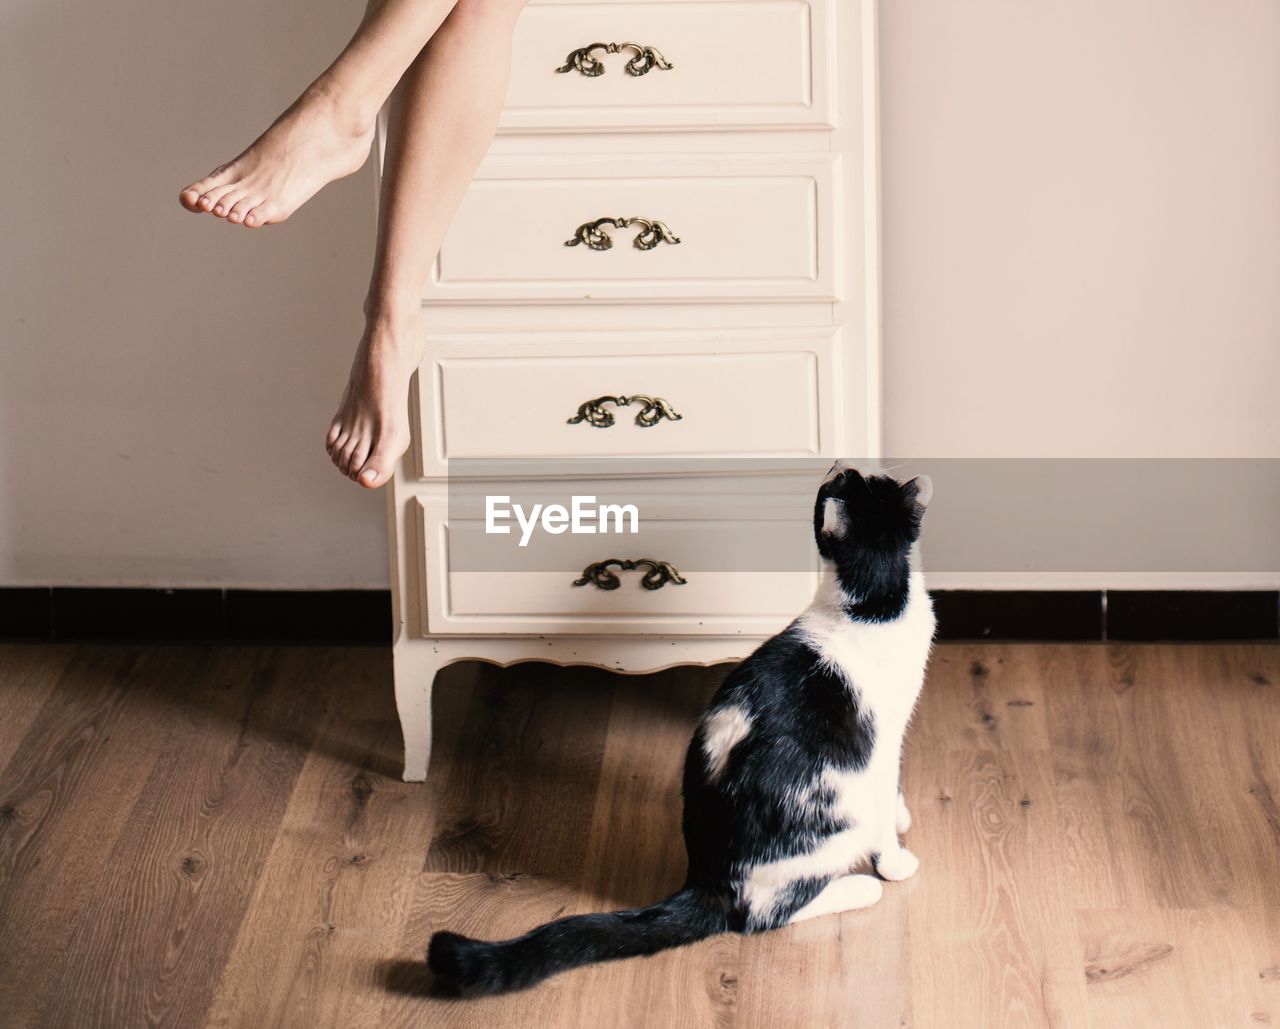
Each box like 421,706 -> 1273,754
813,464 -> 932,566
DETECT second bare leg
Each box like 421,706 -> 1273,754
328,0 -> 526,486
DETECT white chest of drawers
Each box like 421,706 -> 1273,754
385,0 -> 881,780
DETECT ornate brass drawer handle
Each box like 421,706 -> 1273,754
565,217 -> 681,252
573,558 -> 688,592
556,42 -> 673,78
567,394 -> 683,429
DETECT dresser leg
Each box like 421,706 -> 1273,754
398,704 -> 431,783
393,645 -> 449,782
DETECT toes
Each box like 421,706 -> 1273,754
326,421 -> 344,449
248,202 -> 286,227
329,431 -> 351,466
338,437 -> 361,476
226,195 -> 256,225
201,184 -> 237,216
346,440 -> 372,481
198,179 -> 239,213
357,434 -> 406,489
212,189 -> 246,219
330,427 -> 350,463
181,166 -> 233,209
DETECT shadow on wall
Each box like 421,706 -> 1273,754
0,0 -> 389,588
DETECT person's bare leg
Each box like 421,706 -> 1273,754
327,0 -> 523,487
177,0 -> 461,227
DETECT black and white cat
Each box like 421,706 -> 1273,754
428,466 -> 935,996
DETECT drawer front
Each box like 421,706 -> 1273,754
426,155 -> 839,303
417,497 -> 818,636
502,0 -> 835,132
415,330 -> 839,477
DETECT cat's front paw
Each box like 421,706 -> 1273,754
874,847 -> 919,882
895,795 -> 912,834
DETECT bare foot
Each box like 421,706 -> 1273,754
326,307 -> 423,488
179,80 -> 374,228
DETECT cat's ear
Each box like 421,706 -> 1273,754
820,496 -> 848,538
906,475 -> 933,508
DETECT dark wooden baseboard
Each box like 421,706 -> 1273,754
0,588 -> 391,644
0,588 -> 1276,644
931,590 -> 1278,642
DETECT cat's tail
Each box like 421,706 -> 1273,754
427,887 -> 729,996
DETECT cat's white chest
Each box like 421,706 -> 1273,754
804,578 -> 934,833
799,573 -> 935,742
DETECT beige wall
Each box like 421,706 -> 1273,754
2,1 -> 1277,589
879,1 -> 1280,459
1,0 -> 387,587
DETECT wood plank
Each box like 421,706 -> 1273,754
382,870 -> 585,1029
0,646 -> 176,1027
423,661 -> 618,879
1242,903 -> 1280,1029
1172,645 -> 1280,912
380,660 -> 620,1027
905,646 -> 1089,1026
1079,907 -> 1272,1026
907,643 -> 1051,760
738,878 -> 911,1029
907,744 -> 1062,1028
1030,645 -> 1129,909
34,646 -> 333,1028
0,645 -> 73,772
204,651 -> 436,1029
1119,645 -> 1249,909
547,666 -> 733,1029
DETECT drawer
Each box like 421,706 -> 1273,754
414,330 -> 840,477
501,0 -> 836,132
426,155 -> 839,303
416,494 -> 818,636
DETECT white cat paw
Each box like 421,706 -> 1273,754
842,873 -> 885,910
874,847 -> 919,882
787,873 -> 884,924
895,797 -> 913,834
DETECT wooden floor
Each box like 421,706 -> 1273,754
0,642 -> 1277,1028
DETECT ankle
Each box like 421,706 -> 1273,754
304,74 -> 379,138
363,295 -> 420,336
